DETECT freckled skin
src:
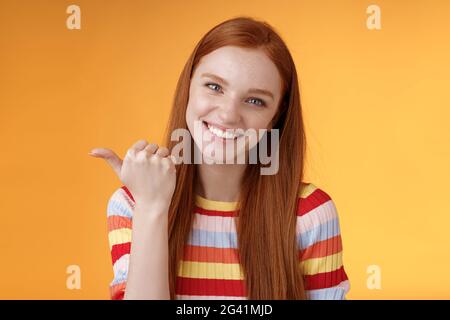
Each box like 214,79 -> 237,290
89,45 -> 286,299
186,45 -> 283,164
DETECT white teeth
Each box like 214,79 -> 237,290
206,122 -> 242,139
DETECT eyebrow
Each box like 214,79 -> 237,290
201,72 -> 275,100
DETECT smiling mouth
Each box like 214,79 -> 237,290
202,121 -> 244,140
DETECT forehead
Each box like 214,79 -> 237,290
193,46 -> 282,94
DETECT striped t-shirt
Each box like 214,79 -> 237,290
106,182 -> 350,300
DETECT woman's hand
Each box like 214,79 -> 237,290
88,139 -> 176,210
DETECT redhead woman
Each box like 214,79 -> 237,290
89,16 -> 350,300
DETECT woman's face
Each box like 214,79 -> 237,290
186,45 -> 283,164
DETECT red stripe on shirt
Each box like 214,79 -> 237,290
110,282 -> 126,300
304,266 -> 348,290
299,235 -> 343,260
297,188 -> 331,216
111,242 -> 131,265
107,215 -> 132,231
194,206 -> 239,217
121,185 -> 135,202
183,245 -> 240,264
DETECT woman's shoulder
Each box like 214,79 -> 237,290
297,181 -> 339,219
298,181 -> 333,201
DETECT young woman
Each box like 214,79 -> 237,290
89,16 -> 350,300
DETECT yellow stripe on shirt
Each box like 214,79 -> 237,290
299,183 -> 317,198
178,260 -> 244,280
194,195 -> 240,211
301,252 -> 343,276
179,252 -> 343,279
108,228 -> 132,250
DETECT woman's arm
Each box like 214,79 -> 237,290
298,183 -> 351,300
123,201 -> 170,300
107,187 -> 132,300
107,186 -> 171,300
92,140 -> 177,299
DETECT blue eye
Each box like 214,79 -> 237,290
247,97 -> 266,107
205,83 -> 222,92
204,82 -> 266,107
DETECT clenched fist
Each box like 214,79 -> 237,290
88,139 -> 177,210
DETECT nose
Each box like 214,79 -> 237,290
217,99 -> 241,125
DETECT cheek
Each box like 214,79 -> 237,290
192,94 -> 216,117
241,109 -> 275,131
186,93 -> 215,133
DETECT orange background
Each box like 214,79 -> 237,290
1,0 -> 449,299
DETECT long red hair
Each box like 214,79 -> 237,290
164,16 -> 307,299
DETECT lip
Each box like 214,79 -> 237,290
203,120 -> 239,132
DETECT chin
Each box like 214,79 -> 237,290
202,147 -> 249,165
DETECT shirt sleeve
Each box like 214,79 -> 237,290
297,183 -> 351,300
106,186 -> 135,300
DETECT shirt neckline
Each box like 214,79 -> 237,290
194,194 -> 240,212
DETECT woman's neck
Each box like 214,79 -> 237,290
195,163 -> 246,202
